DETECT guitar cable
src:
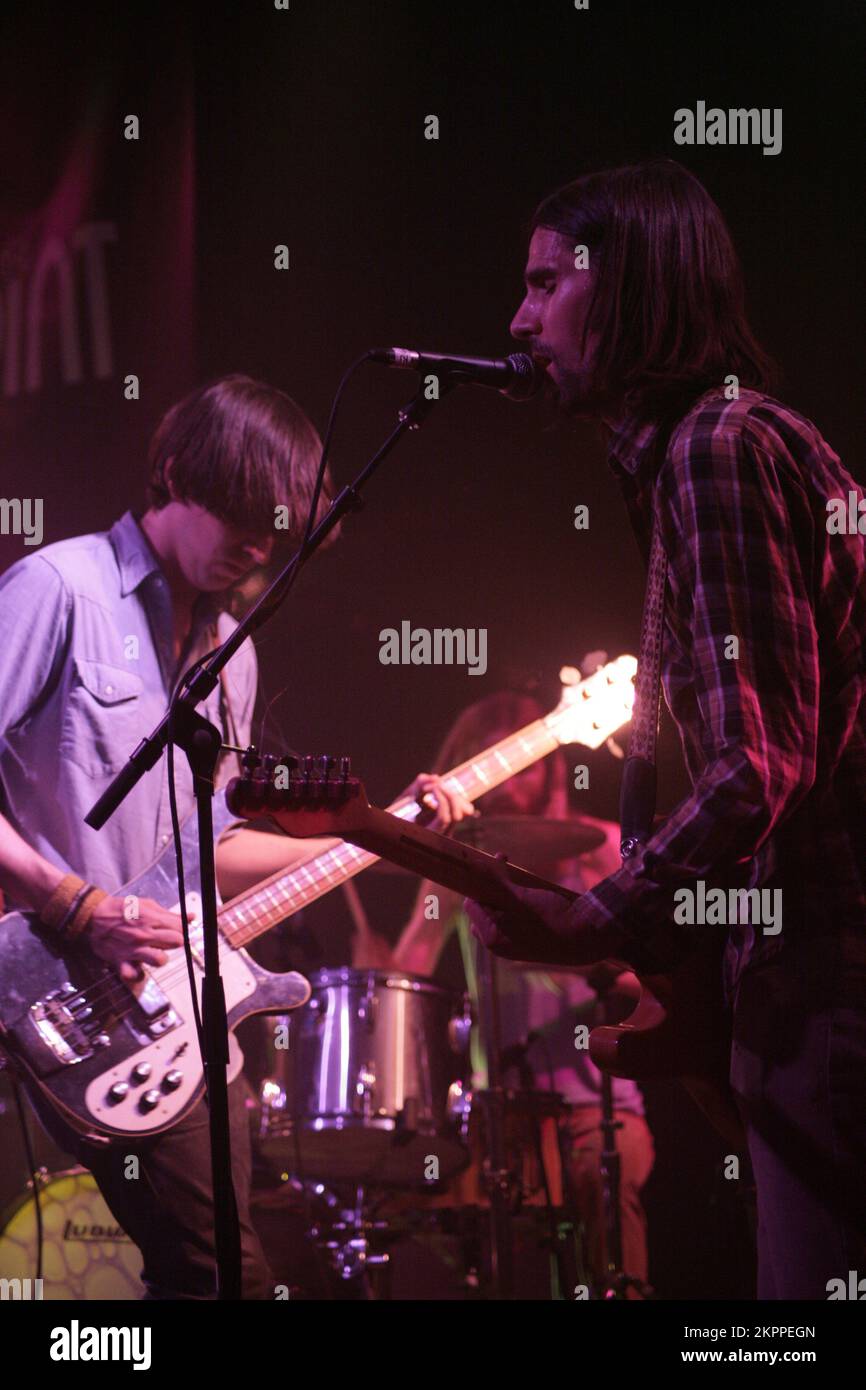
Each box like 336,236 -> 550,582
12,1077 -> 44,1281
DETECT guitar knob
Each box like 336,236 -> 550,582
108,1081 -> 129,1103
241,746 -> 261,772
131,1062 -> 152,1084
162,1069 -> 183,1091
139,1089 -> 161,1112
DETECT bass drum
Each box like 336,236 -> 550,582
0,1168 -> 143,1299
257,968 -> 472,1186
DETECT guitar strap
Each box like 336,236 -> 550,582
619,421 -> 674,861
215,612 -> 244,784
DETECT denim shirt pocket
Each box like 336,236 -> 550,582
59,657 -> 145,776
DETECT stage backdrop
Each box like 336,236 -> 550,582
0,13 -> 196,571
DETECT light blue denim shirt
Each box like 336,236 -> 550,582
0,512 -> 257,896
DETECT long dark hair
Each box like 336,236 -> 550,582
433,691 -> 569,818
146,374 -> 330,539
532,158 -> 778,421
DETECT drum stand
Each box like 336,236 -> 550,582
310,1183 -> 391,1292
475,949 -> 519,1299
590,975 -> 654,1300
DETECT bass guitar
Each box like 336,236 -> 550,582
0,657 -> 636,1139
227,758 -> 742,1147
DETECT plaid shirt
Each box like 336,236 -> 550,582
574,388 -> 866,995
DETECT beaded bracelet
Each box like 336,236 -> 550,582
65,886 -> 108,940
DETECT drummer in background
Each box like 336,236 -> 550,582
381,690 -> 655,1295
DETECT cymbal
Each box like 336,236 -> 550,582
454,814 -> 605,861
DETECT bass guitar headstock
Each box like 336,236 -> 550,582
226,751 -> 367,836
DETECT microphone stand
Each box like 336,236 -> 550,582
84,379 -> 454,1298
475,947 -> 516,1299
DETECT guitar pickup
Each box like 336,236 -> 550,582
133,975 -> 178,1036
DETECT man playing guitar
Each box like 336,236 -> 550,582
0,373 -> 469,1298
467,160 -> 866,1300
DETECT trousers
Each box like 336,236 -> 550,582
730,930 -> 866,1299
27,1072 -> 273,1299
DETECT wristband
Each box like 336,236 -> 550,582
55,882 -> 92,935
40,874 -> 86,930
65,886 -> 108,941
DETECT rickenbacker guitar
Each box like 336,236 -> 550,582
0,657 -> 636,1140
227,760 -> 743,1148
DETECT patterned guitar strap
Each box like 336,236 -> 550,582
619,420 -> 674,863
612,454 -> 678,975
619,507 -> 667,862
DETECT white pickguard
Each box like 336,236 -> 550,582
83,894 -> 256,1134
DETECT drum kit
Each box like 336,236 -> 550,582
250,966 -> 578,1297
247,814 -> 617,1299
0,1167 -> 143,1300
0,1072 -> 145,1299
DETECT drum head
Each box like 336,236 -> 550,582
257,969 -> 471,1186
0,1168 -> 143,1299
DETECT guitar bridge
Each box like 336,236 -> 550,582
29,984 -> 106,1065
28,972 -> 180,1066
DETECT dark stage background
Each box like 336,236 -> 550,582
0,0 -> 862,1299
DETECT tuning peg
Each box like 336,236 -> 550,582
281,754 -> 299,772
241,746 -> 261,773
339,756 -> 352,779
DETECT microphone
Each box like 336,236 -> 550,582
368,347 -> 542,400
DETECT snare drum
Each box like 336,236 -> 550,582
257,968 -> 472,1186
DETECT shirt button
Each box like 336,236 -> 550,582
161,834 -> 170,845
104,684 -> 114,695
